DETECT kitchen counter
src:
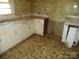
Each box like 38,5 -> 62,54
64,15 -> 79,26
0,14 -> 49,54
0,14 -> 49,22
65,20 -> 79,26
62,15 -> 79,48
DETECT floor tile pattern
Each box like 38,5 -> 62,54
1,33 -> 79,59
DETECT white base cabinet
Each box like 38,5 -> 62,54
65,27 -> 77,48
0,30 -> 16,54
0,20 -> 34,54
62,24 -> 79,48
62,24 -> 68,42
0,19 -> 45,54
34,19 -> 44,35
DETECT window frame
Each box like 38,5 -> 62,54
0,0 -> 15,17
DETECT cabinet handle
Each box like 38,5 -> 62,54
29,26 -> 31,29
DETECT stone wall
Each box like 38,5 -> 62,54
14,0 -> 32,15
32,0 -> 79,22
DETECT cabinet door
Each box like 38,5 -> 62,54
34,19 -> 44,35
13,23 -> 26,42
0,30 -> 16,54
13,21 -> 33,42
24,20 -> 34,37
62,24 -> 68,42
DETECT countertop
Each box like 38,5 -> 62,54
64,15 -> 79,26
65,20 -> 79,26
0,14 -> 49,22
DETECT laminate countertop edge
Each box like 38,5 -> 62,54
0,15 -> 49,22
